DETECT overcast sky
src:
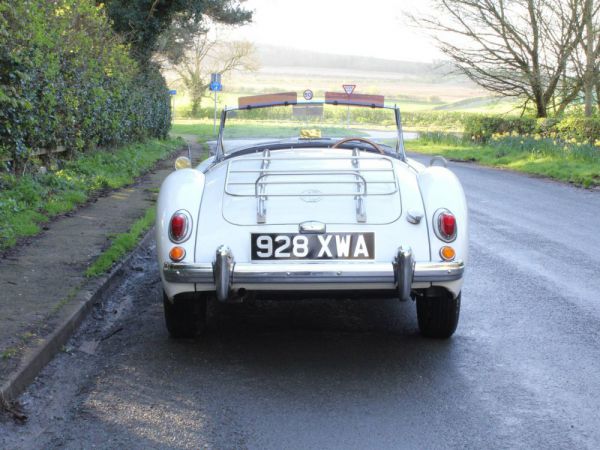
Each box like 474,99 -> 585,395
229,0 -> 444,63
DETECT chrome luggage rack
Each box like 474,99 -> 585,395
224,148 -> 399,224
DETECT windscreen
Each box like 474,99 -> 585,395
221,104 -> 400,154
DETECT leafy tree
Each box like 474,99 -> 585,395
99,0 -> 252,64
0,0 -> 170,173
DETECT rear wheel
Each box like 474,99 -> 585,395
416,287 -> 460,338
163,291 -> 207,338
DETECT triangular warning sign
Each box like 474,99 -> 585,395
342,84 -> 356,95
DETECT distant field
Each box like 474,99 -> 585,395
166,65 -> 518,118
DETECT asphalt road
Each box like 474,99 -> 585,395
2,157 -> 600,449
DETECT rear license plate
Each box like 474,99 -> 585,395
251,233 -> 375,260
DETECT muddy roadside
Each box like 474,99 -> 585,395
0,136 -> 204,407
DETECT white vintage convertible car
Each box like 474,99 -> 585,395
157,92 -> 467,339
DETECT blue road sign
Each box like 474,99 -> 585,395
168,89 -> 177,95
210,73 -> 222,91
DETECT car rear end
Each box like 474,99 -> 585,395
160,148 -> 465,303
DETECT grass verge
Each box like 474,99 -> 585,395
85,207 -> 156,277
172,119 -> 370,141
408,133 -> 600,188
0,138 -> 182,250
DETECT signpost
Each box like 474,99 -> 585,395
303,89 -> 314,101
342,84 -> 356,127
168,89 -> 177,120
210,73 -> 223,135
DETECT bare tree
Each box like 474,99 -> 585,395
172,30 -> 258,116
414,0 -> 586,117
554,0 -> 600,116
580,0 -> 600,116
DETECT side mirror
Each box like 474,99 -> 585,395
174,156 -> 192,170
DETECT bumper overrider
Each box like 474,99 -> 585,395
163,246 -> 464,302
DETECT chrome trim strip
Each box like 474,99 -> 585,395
395,106 -> 407,161
233,262 -> 393,284
163,260 -> 464,285
163,262 -> 213,283
412,261 -> 465,282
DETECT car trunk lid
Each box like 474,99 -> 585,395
222,148 -> 403,226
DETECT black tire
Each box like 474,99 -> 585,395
163,291 -> 207,338
416,288 -> 461,339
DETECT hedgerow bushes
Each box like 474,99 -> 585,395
412,131 -> 600,187
180,104 -> 472,131
0,0 -> 171,173
464,114 -> 600,144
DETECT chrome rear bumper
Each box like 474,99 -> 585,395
162,246 -> 464,302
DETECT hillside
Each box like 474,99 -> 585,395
255,45 -> 468,84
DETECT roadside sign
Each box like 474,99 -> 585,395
303,89 -> 314,100
342,84 -> 356,95
210,73 -> 222,92
210,82 -> 222,92
210,73 -> 223,134
168,89 -> 177,95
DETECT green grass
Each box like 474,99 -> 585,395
408,133 -> 600,187
172,119 -> 386,152
171,119 -> 370,141
85,207 -> 156,277
0,138 -> 183,250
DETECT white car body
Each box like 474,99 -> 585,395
157,94 -> 467,338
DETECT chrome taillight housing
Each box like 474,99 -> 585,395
169,210 -> 192,243
433,208 -> 457,242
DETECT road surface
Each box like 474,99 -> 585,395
2,156 -> 600,449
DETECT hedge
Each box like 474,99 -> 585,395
464,114 -> 600,144
0,0 -> 171,173
179,104 -> 472,131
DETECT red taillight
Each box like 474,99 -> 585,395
438,211 -> 457,241
169,213 -> 187,242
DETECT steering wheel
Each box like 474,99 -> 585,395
331,137 -> 385,154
